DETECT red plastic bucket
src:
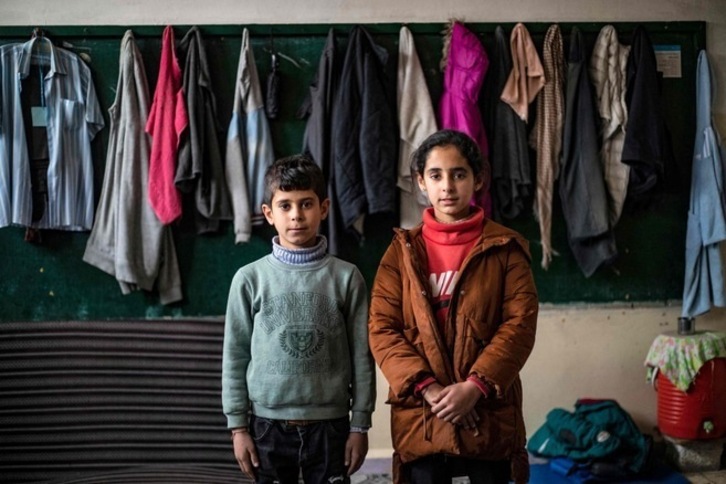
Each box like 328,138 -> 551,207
656,357 -> 726,440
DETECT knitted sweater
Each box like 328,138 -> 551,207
222,237 -> 375,428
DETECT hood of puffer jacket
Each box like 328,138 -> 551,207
441,21 -> 489,105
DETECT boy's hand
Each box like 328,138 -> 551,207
345,432 -> 368,476
232,431 -> 259,479
430,381 -> 481,429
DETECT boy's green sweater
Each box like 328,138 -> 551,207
222,253 -> 375,428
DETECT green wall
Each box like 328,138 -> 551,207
0,22 -> 705,321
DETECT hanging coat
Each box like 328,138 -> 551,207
146,25 -> 188,225
560,27 -> 617,278
330,26 -> 397,249
225,28 -> 275,244
298,29 -> 341,250
681,50 -> 726,317
530,24 -> 564,270
621,25 -> 674,206
438,21 -> 491,216
481,26 -> 529,221
175,26 -> 232,235
83,30 -> 182,305
589,25 -> 631,227
397,26 -> 436,229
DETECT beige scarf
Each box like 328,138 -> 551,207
501,23 -> 545,122
530,24 -> 564,270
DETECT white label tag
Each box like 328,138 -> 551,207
31,106 -> 47,127
654,45 -> 682,78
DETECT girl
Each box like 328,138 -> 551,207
369,129 -> 538,484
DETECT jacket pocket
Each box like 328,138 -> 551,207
61,99 -> 83,130
462,399 -> 517,459
251,416 -> 274,442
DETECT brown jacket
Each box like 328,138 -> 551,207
369,219 -> 538,483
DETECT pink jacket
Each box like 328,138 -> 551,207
438,22 -> 491,215
146,25 -> 188,224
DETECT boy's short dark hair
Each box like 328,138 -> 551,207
263,154 -> 327,205
411,129 -> 490,190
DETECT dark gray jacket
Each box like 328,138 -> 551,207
559,27 -> 617,277
482,26 -> 530,221
298,29 -> 342,251
175,26 -> 232,234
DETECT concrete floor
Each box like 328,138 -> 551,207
353,457 -> 726,483
685,471 -> 726,484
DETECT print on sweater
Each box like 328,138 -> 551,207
429,270 -> 460,297
279,326 -> 325,358
265,358 -> 332,375
259,292 -> 341,375
260,292 -> 342,334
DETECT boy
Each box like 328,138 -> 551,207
222,154 -> 376,484
368,130 -> 538,484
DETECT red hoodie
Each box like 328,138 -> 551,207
422,206 -> 484,334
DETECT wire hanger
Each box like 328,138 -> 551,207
264,30 -> 302,69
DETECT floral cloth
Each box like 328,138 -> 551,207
645,331 -> 726,392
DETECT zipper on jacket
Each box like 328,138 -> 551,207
403,234 -> 456,383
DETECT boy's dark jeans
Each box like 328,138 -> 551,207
250,415 -> 350,484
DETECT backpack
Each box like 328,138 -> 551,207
527,399 -> 653,481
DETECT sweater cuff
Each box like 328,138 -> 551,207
467,374 -> 494,398
414,376 -> 437,397
226,413 -> 250,429
350,411 -> 372,428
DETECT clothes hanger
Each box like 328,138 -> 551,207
30,27 -> 52,62
263,31 -> 302,69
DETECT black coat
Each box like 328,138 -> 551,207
330,26 -> 397,251
621,25 -> 674,205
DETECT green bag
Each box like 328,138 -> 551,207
527,399 -> 651,474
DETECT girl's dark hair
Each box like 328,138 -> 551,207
411,129 -> 490,190
263,154 -> 327,205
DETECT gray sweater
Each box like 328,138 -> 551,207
222,239 -> 375,428
83,30 -> 182,304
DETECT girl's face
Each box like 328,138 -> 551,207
417,144 -> 483,223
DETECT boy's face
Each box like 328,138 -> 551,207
417,144 -> 483,223
262,189 -> 329,249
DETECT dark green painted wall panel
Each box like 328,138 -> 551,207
0,22 -> 705,320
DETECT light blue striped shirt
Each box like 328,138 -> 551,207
0,37 -> 104,230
